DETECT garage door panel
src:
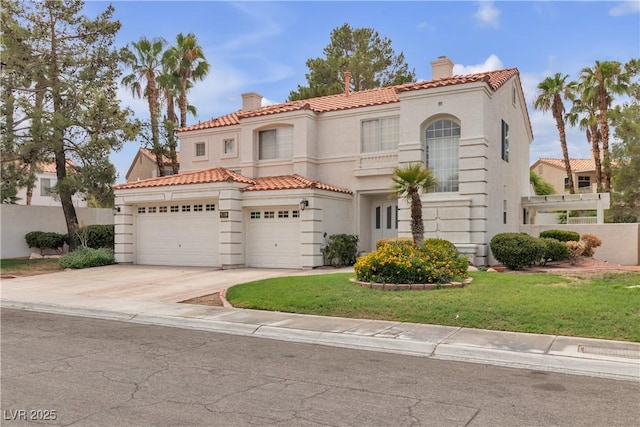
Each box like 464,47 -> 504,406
136,203 -> 219,267
246,208 -> 300,268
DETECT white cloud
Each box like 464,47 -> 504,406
474,1 -> 500,29
453,54 -> 504,75
609,1 -> 640,16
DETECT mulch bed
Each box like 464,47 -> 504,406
180,293 -> 224,307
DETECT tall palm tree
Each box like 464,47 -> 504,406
534,73 -> 576,194
157,64 -> 181,175
122,37 -> 167,176
391,164 -> 437,247
164,33 -> 210,128
579,61 -> 629,192
567,96 -> 603,191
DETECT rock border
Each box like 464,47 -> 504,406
349,276 -> 473,291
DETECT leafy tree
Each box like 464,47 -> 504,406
122,37 -> 167,176
534,73 -> 576,193
289,24 -> 415,101
391,164 -> 437,247
530,171 -> 555,195
157,62 -> 180,174
579,61 -> 630,192
2,0 -> 137,248
609,59 -> 640,222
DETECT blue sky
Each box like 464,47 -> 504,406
84,1 -> 640,183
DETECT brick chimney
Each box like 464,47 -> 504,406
344,71 -> 351,96
431,56 -> 454,79
241,92 -> 262,111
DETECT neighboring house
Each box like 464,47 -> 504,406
114,57 -> 533,268
15,161 -> 87,207
530,157 -> 597,194
125,148 -> 181,182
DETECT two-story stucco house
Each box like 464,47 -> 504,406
15,161 -> 87,207
125,148 -> 181,182
530,157 -> 598,194
113,57 -> 533,268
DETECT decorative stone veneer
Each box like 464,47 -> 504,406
349,277 -> 473,291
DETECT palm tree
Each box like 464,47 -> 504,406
157,64 -> 181,175
534,73 -> 576,194
391,164 -> 437,247
567,96 -> 603,191
164,33 -> 210,128
122,37 -> 167,176
579,61 -> 629,192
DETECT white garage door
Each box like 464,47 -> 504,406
136,202 -> 219,267
246,207 -> 301,268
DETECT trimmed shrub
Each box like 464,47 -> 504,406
76,225 -> 114,249
566,241 -> 586,265
490,233 -> 546,270
540,237 -> 570,265
59,247 -> 115,269
539,229 -> 580,242
354,239 -> 468,284
323,233 -> 359,266
375,237 -> 413,250
25,231 -> 68,254
581,233 -> 602,257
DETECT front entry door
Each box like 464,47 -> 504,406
371,198 -> 398,250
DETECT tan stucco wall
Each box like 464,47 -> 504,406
520,224 -> 640,266
1,205 -> 113,259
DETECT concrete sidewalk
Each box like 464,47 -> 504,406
1,266 -> 639,382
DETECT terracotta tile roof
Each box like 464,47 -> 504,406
397,68 -> 519,93
535,158 -> 596,172
114,167 -> 253,190
180,68 -> 520,132
114,168 -> 352,195
244,174 -> 352,194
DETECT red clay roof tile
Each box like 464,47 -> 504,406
535,158 -> 596,172
114,169 -> 351,194
180,68 -> 520,133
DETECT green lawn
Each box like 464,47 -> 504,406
226,272 -> 640,342
0,258 -> 62,276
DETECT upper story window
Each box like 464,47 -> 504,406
223,138 -> 235,155
259,127 -> 292,160
578,176 -> 591,188
501,120 -> 510,162
426,119 -> 460,193
361,116 -> 399,152
40,178 -> 55,197
195,142 -> 206,157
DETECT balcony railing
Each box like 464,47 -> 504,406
358,151 -> 397,168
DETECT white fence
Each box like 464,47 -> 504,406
1,205 -> 113,259
520,223 -> 640,266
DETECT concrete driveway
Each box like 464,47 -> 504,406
1,265 -> 352,303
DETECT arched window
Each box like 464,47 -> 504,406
426,119 -> 460,192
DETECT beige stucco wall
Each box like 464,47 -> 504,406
531,162 -> 598,194
174,73 -> 533,266
126,154 -> 159,182
520,224 -> 640,266
15,171 -> 87,207
1,205 -> 113,259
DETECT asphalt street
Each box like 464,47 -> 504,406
2,308 -> 639,426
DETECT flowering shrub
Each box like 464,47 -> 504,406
580,233 -> 602,257
566,241 -> 586,265
355,238 -> 468,284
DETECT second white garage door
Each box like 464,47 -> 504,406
136,202 -> 219,267
246,207 -> 301,268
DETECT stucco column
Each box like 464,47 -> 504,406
114,204 -> 134,264
300,195 -> 324,269
218,188 -> 244,268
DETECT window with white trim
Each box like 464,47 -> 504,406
292,210 -> 299,218
148,206 -> 157,213
223,138 -> 235,155
195,142 -> 206,157
193,204 -> 203,212
159,206 -> 167,213
501,120 -> 510,162
250,211 -> 261,219
137,207 -> 146,214
259,128 -> 292,160
170,205 -> 179,212
264,211 -> 275,218
278,210 -> 289,218
182,205 -> 191,212
426,119 -> 460,192
40,178 -> 55,197
361,116 -> 399,152
205,204 -> 215,211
